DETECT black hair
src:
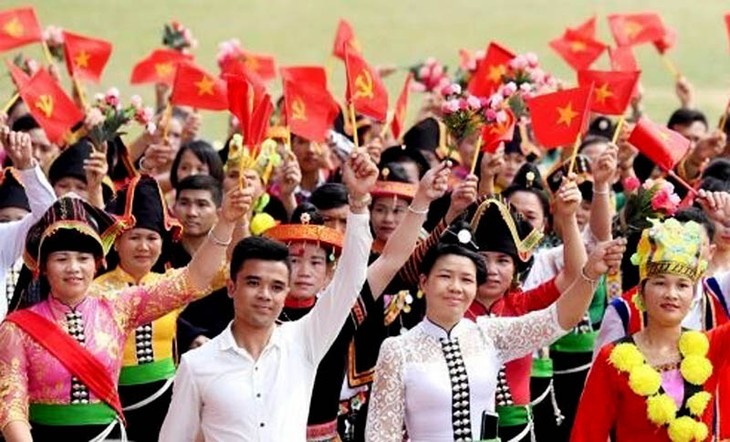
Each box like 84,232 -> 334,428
380,162 -> 411,184
701,158 -> 730,183
577,135 -> 610,155
11,114 -> 40,132
230,236 -> 290,280
667,108 -> 707,131
290,202 -> 325,225
699,176 -> 730,194
170,140 -> 224,189
174,175 -> 223,207
310,183 -> 348,211
675,207 -> 715,241
420,241 -> 487,286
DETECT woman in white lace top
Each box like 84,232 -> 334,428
365,226 -> 625,441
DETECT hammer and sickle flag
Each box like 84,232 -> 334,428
344,48 -> 388,121
18,69 -> 84,145
0,7 -> 42,52
280,66 -> 340,143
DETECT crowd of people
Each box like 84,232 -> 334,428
1,8 -> 730,442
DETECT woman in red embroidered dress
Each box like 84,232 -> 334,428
572,218 -> 730,442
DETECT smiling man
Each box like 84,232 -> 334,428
159,151 -> 378,441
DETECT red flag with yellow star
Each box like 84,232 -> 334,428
628,117 -> 690,171
63,31 -> 112,83
481,108 -> 516,153
577,70 -> 640,115
608,13 -> 667,47
653,26 -> 677,54
332,19 -> 362,60
726,14 -> 730,52
241,51 -> 276,81
18,69 -> 84,144
280,66 -> 340,142
391,73 -> 412,140
609,46 -> 639,72
344,48 -> 388,121
0,7 -> 41,52
527,86 -> 593,149
170,62 -> 227,111
549,30 -> 606,71
467,42 -> 515,98
130,49 -> 192,86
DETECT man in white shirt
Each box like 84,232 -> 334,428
159,150 -> 378,442
0,127 -> 57,319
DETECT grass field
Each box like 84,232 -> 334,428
4,0 -> 730,141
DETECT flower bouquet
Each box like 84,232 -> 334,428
42,25 -> 65,62
162,21 -> 197,52
86,88 -> 155,151
409,57 -> 451,93
615,178 -> 681,236
495,52 -> 557,119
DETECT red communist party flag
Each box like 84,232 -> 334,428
344,48 -> 388,121
63,31 -> 113,83
577,69 -> 641,115
332,19 -> 362,61
467,42 -> 515,97
170,62 -> 227,111
18,69 -> 84,144
391,73 -> 412,140
280,66 -> 340,142
0,7 -> 42,52
628,117 -> 690,171
608,13 -> 667,47
549,29 -> 606,71
130,49 -> 192,86
527,86 -> 593,149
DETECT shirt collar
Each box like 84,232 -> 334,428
219,322 -> 283,355
421,317 -> 472,340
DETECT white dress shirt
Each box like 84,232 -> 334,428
0,165 -> 56,320
159,211 -> 372,442
593,270 -> 730,360
366,305 -> 568,441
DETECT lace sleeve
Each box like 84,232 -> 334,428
0,322 -> 29,429
476,304 -> 567,364
365,337 -> 406,442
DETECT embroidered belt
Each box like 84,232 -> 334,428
550,331 -> 597,353
30,402 -> 117,426
530,357 -> 553,378
118,357 -> 175,386
306,419 -> 340,441
338,390 -> 368,416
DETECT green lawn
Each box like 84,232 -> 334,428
4,0 -> 730,141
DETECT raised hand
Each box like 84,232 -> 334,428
219,181 -> 255,224
278,152 -> 302,197
584,238 -> 627,279
1,127 -> 34,170
84,149 -> 109,191
480,145 -> 505,179
446,174 -> 478,223
343,150 -> 378,199
412,161 -> 450,209
593,143 -> 618,187
141,141 -> 176,173
553,176 -> 582,219
697,190 -> 730,222
675,76 -> 695,109
181,111 -> 202,144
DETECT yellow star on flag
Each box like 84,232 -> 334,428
624,21 -> 643,39
155,63 -> 173,78
195,76 -> 215,96
657,129 -> 672,143
570,41 -> 587,53
556,102 -> 578,127
487,64 -> 505,83
74,51 -> 90,69
594,83 -> 614,104
244,56 -> 259,72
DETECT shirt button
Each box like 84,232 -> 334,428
256,393 -> 261,398
260,422 -> 265,428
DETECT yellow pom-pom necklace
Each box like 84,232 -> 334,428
609,331 -> 713,442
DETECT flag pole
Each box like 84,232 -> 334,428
718,99 -> 730,131
667,169 -> 698,196
567,135 -> 582,175
661,54 -> 681,79
612,115 -> 625,144
1,93 -> 19,115
469,135 -> 483,175
71,73 -> 89,110
379,109 -> 394,139
161,100 -> 173,140
348,102 -> 360,150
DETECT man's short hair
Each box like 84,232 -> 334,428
175,175 -> 223,207
230,236 -> 290,280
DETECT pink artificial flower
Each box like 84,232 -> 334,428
467,60 -> 477,71
425,57 -> 436,66
496,110 -> 508,123
42,25 -> 64,44
509,55 -> 528,70
418,66 -> 430,79
519,82 -> 532,93
485,108 -> 497,121
94,93 -> 105,103
25,59 -> 40,75
475,49 -> 486,60
525,52 -> 539,68
130,95 -> 143,110
651,189 -> 679,215
450,83 -> 462,96
431,64 -> 444,79
145,122 -> 157,135
502,82 -> 517,97
458,98 -> 469,111
623,176 -> 641,193
410,81 -> 427,93
466,95 -> 482,111
436,77 -> 451,91
443,99 -> 460,114
489,93 -> 503,108
86,107 -> 105,127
